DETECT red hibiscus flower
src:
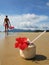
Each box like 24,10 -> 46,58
15,37 -> 29,50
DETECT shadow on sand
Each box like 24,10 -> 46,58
26,54 -> 47,61
33,54 -> 47,61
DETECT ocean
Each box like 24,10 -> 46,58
0,25 -> 49,32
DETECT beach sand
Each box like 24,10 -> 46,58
0,32 -> 49,65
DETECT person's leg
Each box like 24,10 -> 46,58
5,24 -> 6,32
7,24 -> 9,34
5,24 -> 8,32
6,25 -> 8,32
5,24 -> 8,35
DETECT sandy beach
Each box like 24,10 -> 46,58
0,32 -> 49,65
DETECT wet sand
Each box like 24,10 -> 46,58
0,32 -> 49,65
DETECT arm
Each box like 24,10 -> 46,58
8,19 -> 11,26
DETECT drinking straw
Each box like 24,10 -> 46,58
31,30 -> 46,43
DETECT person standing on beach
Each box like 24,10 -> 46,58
4,15 -> 11,32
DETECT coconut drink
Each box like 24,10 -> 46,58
15,37 -> 36,59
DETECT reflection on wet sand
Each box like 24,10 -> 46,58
0,32 -> 17,39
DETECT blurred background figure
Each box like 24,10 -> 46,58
3,15 -> 11,33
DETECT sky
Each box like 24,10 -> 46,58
0,0 -> 49,31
